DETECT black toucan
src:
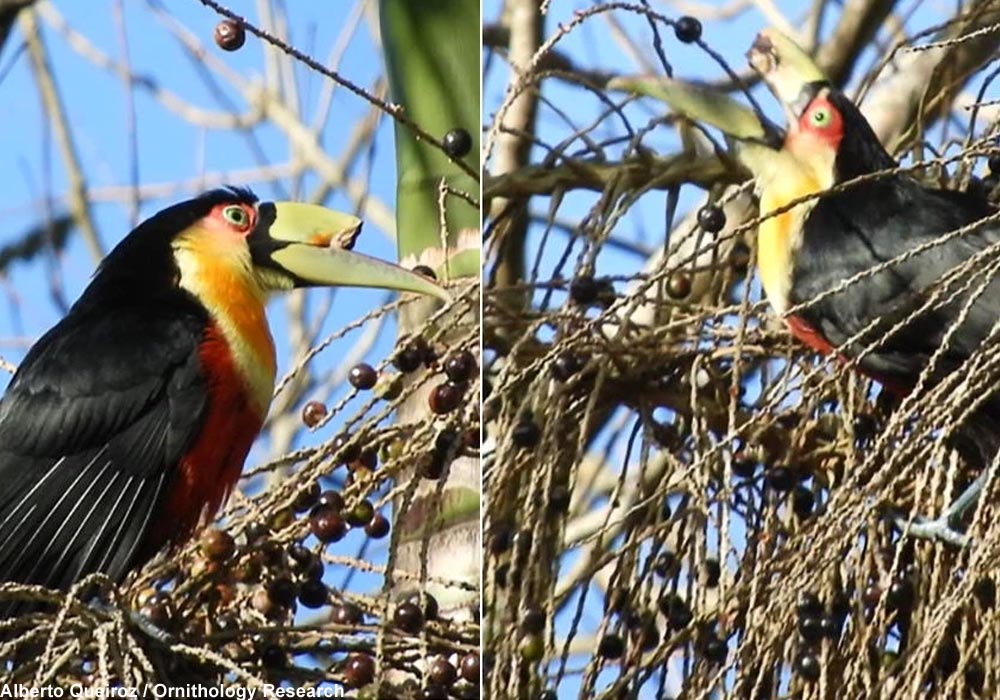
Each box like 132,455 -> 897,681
624,29 -> 1000,545
0,188 -> 449,604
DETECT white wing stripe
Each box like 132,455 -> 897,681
74,474 -> 137,580
4,446 -> 110,574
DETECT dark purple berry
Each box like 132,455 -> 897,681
674,15 -> 702,43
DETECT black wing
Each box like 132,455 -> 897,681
793,178 -> 1000,385
0,296 -> 209,594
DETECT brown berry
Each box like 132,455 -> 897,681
393,601 -> 425,633
317,490 -> 345,511
332,433 -> 361,463
697,203 -> 725,232
201,528 -> 235,562
332,601 -> 364,625
521,607 -> 546,634
428,656 -> 457,686
343,653 -> 375,688
463,428 -> 480,450
301,400 -> 328,428
309,506 -> 347,543
301,557 -> 325,581
258,644 -> 286,669
598,633 -> 625,659
365,513 -> 390,539
796,652 -> 820,682
667,271 -> 692,299
512,418 -> 540,448
422,687 -> 448,700
214,19 -> 246,51
404,591 -> 439,620
348,363 -> 378,390
139,600 -> 173,630
674,15 -> 702,43
286,544 -> 314,570
546,484 -> 571,513
429,382 -> 465,414
703,558 -> 721,587
460,653 -> 480,684
701,633 -> 727,664
349,448 -> 378,472
551,351 -> 583,381
490,527 -> 512,554
421,451 -> 447,480
394,338 -> 428,373
569,275 -> 598,305
444,350 -> 477,383
728,241 -> 751,272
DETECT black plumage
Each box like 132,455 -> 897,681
0,194 -> 251,598
788,91 -> 1000,467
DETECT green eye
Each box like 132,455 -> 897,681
223,205 -> 249,227
811,108 -> 830,126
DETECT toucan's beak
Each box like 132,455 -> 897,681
250,202 -> 451,302
609,75 -> 785,149
748,29 -> 828,122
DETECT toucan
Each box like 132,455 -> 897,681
0,187 -> 449,600
626,30 -> 1000,545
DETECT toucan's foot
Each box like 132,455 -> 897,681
88,598 -> 175,645
891,472 -> 987,547
893,515 -> 969,547
128,609 -> 176,645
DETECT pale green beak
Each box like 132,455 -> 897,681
250,201 -> 450,302
748,29 -> 828,122
609,75 -> 785,148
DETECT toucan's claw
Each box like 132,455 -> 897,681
894,515 -> 969,548
892,472 -> 986,548
87,598 -> 177,644
129,609 -> 177,645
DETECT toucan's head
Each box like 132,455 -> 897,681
86,187 -> 449,307
749,29 -> 896,182
627,29 -> 896,188
76,187 -> 450,412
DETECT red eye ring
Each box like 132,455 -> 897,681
221,204 -> 254,232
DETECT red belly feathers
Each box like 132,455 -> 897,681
146,323 -> 265,553
785,315 -> 909,397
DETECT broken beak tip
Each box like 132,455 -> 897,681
747,38 -> 778,74
750,32 -> 773,54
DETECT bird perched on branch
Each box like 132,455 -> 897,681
0,187 -> 448,602
615,30 -> 1000,545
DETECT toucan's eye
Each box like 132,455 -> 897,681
223,205 -> 251,229
811,107 -> 831,127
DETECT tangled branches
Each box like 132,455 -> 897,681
1,284 -> 481,697
483,1 -> 1000,698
